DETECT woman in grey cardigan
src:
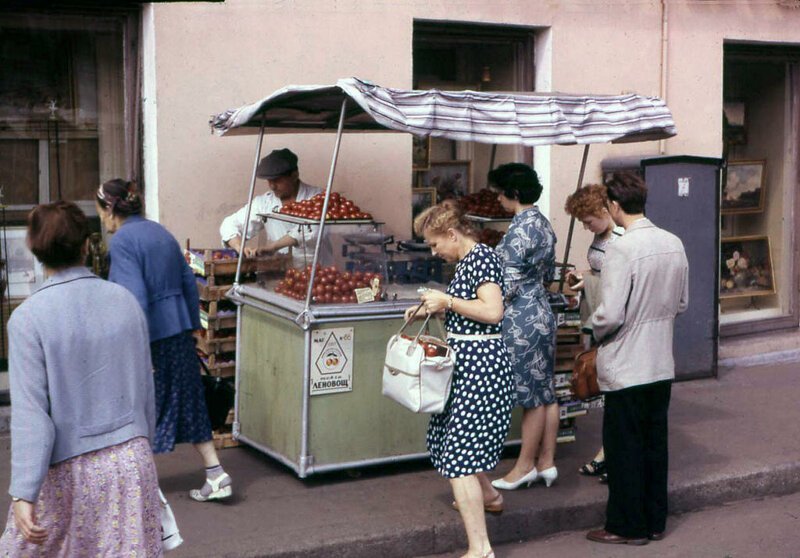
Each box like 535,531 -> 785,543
0,202 -> 162,556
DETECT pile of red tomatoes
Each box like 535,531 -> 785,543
277,192 -> 372,221
460,188 -> 513,218
477,228 -> 505,247
274,265 -> 382,304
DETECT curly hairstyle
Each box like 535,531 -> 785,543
96,178 -> 144,216
564,184 -> 609,219
413,199 -> 477,240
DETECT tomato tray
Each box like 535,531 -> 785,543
464,214 -> 513,223
258,212 -> 374,226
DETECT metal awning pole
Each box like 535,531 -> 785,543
489,144 -> 498,172
303,98 -> 348,313
234,115 -> 266,286
558,144 -> 591,292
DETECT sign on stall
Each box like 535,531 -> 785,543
310,327 -> 354,395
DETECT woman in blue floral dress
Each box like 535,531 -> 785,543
406,200 -> 514,558
488,163 -> 559,492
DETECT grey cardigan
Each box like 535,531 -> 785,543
8,267 -> 156,502
591,218 -> 689,392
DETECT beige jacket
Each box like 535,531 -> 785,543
591,218 -> 689,391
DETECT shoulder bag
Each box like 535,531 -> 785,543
382,303 -> 455,413
571,346 -> 600,401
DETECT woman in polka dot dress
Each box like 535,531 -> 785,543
405,200 -> 514,558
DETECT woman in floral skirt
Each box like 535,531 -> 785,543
0,201 -> 161,556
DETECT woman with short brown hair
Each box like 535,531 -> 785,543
0,201 -> 161,555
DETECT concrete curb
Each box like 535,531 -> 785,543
231,460 -> 800,558
718,348 -> 800,370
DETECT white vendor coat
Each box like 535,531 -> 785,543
219,181 -> 323,264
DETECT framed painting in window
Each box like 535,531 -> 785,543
722,160 -> 766,215
720,235 -> 775,299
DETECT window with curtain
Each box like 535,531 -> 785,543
0,12 -> 133,223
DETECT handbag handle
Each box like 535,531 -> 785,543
398,302 -> 448,356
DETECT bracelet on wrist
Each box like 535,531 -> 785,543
447,296 -> 455,310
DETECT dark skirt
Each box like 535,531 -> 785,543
151,331 -> 213,454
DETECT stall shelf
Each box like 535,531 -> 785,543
211,78 -> 676,477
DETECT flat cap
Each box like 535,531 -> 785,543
256,148 -> 299,179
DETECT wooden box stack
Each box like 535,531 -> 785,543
186,247 -> 291,447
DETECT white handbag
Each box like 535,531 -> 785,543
382,304 -> 455,413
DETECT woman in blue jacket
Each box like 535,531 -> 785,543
96,178 -> 232,502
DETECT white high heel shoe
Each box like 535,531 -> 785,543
537,466 -> 558,487
491,467 -> 538,490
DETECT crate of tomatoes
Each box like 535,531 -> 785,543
274,265 -> 383,304
277,192 -> 373,221
460,188 -> 513,219
185,248 -> 291,280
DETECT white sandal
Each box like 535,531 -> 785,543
189,472 -> 233,502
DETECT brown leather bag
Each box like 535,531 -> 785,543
571,347 -> 600,400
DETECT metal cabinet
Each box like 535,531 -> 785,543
602,155 -> 722,380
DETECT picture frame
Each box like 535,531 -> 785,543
722,160 -> 766,215
1,226 -> 45,298
420,160 -> 472,201
723,101 -> 747,145
411,187 -> 437,236
412,135 -> 431,171
719,235 -> 775,299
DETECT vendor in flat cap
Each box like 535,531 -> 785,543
220,148 -> 322,258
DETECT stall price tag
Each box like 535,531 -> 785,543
310,327 -> 354,396
354,287 -> 375,304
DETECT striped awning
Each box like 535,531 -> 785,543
210,77 -> 676,146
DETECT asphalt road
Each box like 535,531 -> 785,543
423,490 -> 800,558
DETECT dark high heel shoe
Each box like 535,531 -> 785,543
579,459 -> 606,476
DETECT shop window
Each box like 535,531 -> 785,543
720,44 -> 800,335
412,21 -> 537,239
0,12 -> 135,222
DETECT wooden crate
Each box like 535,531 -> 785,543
200,307 -> 237,331
195,325 -> 236,341
199,351 -> 236,377
212,427 -> 240,450
186,249 -> 291,279
196,278 -> 232,302
194,332 -> 237,354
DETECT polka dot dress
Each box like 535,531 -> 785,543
426,243 -> 515,479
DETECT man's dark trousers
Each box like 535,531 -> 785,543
603,379 -> 672,539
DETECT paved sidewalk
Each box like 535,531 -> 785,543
0,362 -> 799,557
425,491 -> 800,558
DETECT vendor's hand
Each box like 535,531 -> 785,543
13,500 -> 46,545
565,270 -> 585,291
242,246 -> 259,258
421,289 -> 449,315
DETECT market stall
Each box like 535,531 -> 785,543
210,77 -> 676,477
